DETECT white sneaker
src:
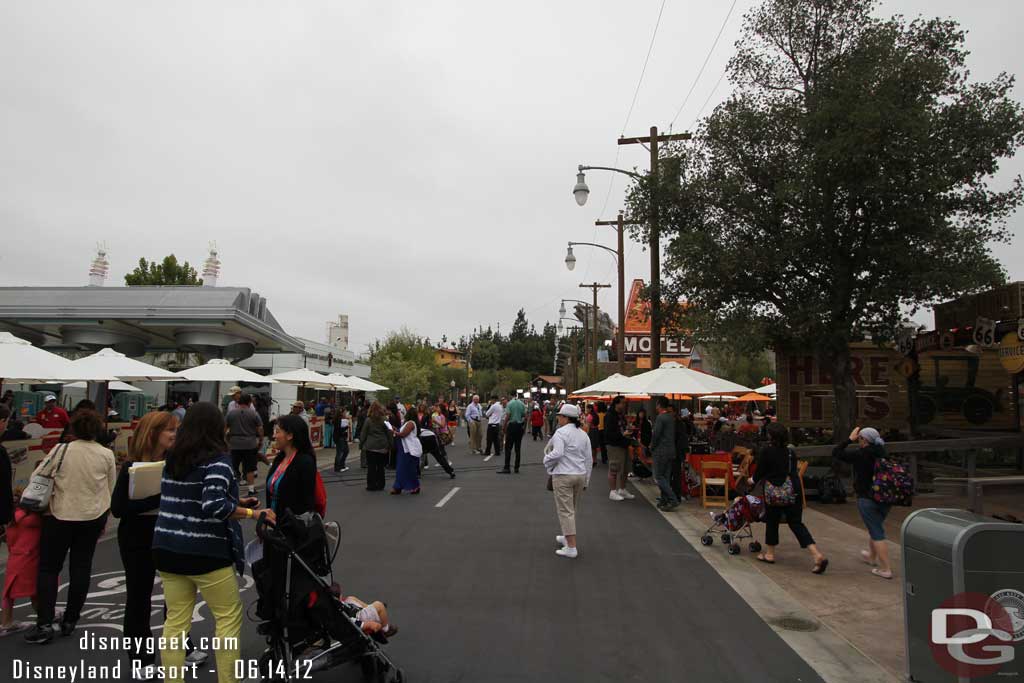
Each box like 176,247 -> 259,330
423,464 -> 430,469
185,650 -> 209,665
618,488 -> 635,500
340,467 -> 350,473
555,546 -> 578,559
609,490 -> 624,501
555,535 -> 567,546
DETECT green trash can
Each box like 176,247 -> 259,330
902,508 -> 1024,682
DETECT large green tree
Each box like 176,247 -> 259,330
124,254 -> 202,286
368,328 -> 439,401
629,0 -> 1024,439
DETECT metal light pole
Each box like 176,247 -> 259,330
575,126 -> 690,369
558,317 -> 583,390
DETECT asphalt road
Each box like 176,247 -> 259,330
0,436 -> 825,683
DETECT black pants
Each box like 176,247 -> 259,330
118,522 -> 157,667
37,514 -> 107,626
764,504 -> 815,548
366,450 -> 388,490
503,422 -> 525,471
485,424 -> 502,455
670,453 -> 683,499
334,439 -> 350,470
421,436 -> 454,475
599,431 -> 608,464
531,425 -> 542,440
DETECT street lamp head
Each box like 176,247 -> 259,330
573,171 -> 589,206
559,301 -> 566,318
565,244 -> 576,271
557,321 -> 564,333
450,380 -> 456,387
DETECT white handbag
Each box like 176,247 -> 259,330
20,442 -> 69,512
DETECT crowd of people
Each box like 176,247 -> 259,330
0,382 -> 901,678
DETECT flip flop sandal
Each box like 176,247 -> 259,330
812,558 -> 829,575
756,554 -> 775,564
871,568 -> 893,580
859,550 -> 877,566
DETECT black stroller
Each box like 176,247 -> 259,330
251,511 -> 403,682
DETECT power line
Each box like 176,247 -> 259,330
691,66 -> 728,126
668,0 -> 738,129
621,0 -> 669,135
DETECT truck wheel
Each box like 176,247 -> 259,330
962,396 -> 993,424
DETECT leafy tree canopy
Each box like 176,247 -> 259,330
627,0 -> 1024,437
124,255 -> 202,286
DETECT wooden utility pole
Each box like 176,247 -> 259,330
595,211 -> 640,375
618,126 -> 690,369
579,282 -> 611,384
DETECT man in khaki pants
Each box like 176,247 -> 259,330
543,403 -> 594,559
464,395 -> 484,454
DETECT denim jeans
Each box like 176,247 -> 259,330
653,453 -> 678,506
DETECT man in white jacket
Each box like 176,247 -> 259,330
543,403 -> 594,559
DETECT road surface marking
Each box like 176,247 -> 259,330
484,454 -> 494,462
435,487 -> 461,508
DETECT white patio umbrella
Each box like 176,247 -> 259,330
341,375 -> 389,392
755,383 -> 777,397
180,358 -> 277,384
64,380 -> 142,393
619,361 -> 751,397
267,368 -> 336,389
323,373 -> 366,391
570,373 -> 636,396
69,348 -> 183,381
0,332 -> 107,383
699,394 -> 739,402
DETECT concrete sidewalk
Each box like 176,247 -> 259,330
630,475 -> 905,682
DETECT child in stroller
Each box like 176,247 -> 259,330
700,494 -> 766,556
251,510 -> 403,682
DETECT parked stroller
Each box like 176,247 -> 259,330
700,494 -> 766,556
251,511 -> 403,682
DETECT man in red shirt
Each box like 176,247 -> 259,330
35,394 -> 70,430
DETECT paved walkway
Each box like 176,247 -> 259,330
0,439 -> 830,682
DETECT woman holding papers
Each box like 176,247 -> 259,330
111,411 -> 209,679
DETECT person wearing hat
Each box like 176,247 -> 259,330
543,403 -> 593,559
226,386 -> 256,415
34,394 -> 70,430
290,400 -> 310,425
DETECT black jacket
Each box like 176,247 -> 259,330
833,440 -> 883,499
753,445 -> 803,498
603,409 -> 631,448
110,461 -> 161,549
266,451 -> 317,516
0,446 -> 13,526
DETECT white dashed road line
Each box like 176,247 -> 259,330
435,487 -> 461,508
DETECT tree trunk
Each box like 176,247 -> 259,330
828,343 -> 858,443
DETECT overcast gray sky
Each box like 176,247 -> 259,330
2,0 -> 1022,354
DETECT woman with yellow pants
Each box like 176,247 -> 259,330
152,403 -> 275,683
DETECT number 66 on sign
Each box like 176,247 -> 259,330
973,317 -> 996,347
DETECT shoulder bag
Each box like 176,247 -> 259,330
20,442 -> 70,513
763,447 -> 797,508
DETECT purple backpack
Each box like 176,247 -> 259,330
872,457 -> 914,506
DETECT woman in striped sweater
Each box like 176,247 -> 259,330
153,402 -> 274,683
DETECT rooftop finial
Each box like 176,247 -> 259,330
88,242 -> 109,287
201,241 -> 220,287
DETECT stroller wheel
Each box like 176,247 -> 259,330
728,543 -> 741,555
700,534 -> 713,546
749,541 -> 762,553
721,533 -> 731,545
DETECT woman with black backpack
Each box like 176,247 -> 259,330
832,426 -> 894,579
